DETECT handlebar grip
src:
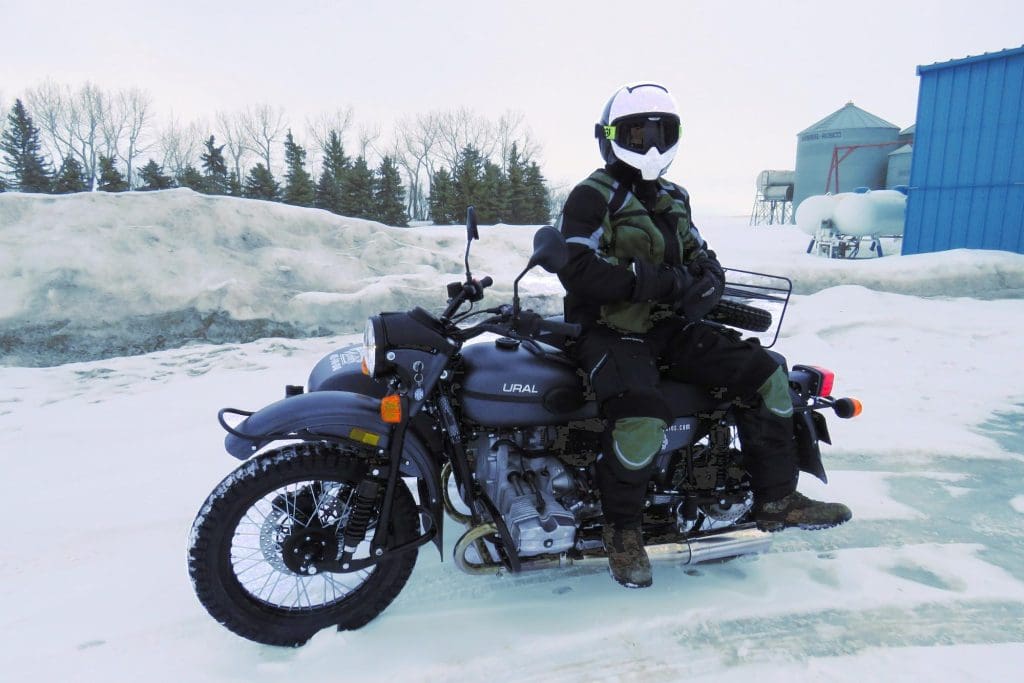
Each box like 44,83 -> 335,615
537,318 -> 582,338
478,276 -> 493,288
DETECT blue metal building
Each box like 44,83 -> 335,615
903,45 -> 1024,255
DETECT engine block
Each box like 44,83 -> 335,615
471,432 -> 578,557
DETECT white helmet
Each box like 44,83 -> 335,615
595,82 -> 681,180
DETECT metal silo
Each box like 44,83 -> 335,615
792,102 -> 901,214
898,124 -> 915,146
886,144 -> 913,188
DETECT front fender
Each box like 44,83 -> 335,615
223,391 -> 442,541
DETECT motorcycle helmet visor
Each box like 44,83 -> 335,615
604,114 -> 681,154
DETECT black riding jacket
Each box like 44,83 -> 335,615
557,162 -> 709,332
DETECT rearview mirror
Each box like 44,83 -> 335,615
466,206 -> 479,241
528,226 -> 568,273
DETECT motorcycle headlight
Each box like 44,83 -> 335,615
362,316 -> 383,377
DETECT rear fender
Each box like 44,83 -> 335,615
222,390 -> 443,554
792,395 -> 828,484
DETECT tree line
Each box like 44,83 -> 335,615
0,82 -> 556,226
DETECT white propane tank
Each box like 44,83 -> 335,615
795,193 -> 851,235
832,189 -> 906,237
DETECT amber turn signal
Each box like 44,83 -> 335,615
833,397 -> 863,419
380,394 -> 403,423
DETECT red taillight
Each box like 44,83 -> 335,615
810,366 -> 835,397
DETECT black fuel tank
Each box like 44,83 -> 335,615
459,339 -> 598,426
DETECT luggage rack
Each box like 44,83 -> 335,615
718,268 -> 792,348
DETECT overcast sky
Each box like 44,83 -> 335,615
2,0 -> 1022,215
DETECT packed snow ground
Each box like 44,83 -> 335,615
2,191 -> 1024,681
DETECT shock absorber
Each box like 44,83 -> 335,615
339,479 -> 380,566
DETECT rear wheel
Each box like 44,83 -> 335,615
187,442 -> 419,646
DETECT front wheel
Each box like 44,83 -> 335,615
187,442 -> 419,646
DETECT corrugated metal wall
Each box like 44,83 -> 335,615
903,46 -> 1024,255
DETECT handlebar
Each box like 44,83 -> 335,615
535,318 -> 582,338
441,276 -> 494,321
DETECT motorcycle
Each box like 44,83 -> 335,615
187,208 -> 862,646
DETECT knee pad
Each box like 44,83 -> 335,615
757,366 -> 794,418
610,416 -> 667,471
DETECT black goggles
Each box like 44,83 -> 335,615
598,115 -> 681,153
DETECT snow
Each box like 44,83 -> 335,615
4,189 -> 1024,367
2,191 -> 1024,681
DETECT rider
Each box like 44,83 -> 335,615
557,82 -> 851,588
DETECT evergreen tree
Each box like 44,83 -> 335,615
314,131 -> 349,214
243,163 -> 280,201
372,155 -> 407,226
137,159 -> 174,191
1,99 -> 51,192
177,164 -> 205,191
227,170 -> 243,197
339,156 -> 375,218
505,143 -> 530,224
452,145 -> 483,215
52,156 -> 88,194
200,135 -> 229,195
476,160 -> 507,225
428,168 -> 457,225
97,155 -> 129,192
523,161 -> 551,223
282,131 -> 315,207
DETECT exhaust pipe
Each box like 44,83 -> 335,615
511,525 -> 773,574
648,525 -> 773,564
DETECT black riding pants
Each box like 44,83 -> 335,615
572,317 -> 799,526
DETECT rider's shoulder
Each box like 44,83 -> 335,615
658,177 -> 690,202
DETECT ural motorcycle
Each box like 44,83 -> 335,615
187,208 -> 862,646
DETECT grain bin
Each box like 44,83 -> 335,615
793,102 -> 901,214
886,144 -> 913,188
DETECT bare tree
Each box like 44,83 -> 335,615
495,109 -> 541,171
159,115 -> 204,178
115,88 -> 153,187
306,107 -> 355,152
357,122 -> 381,161
70,83 -> 106,188
434,107 -> 496,171
0,91 -> 7,153
394,112 -> 441,220
215,109 -> 250,181
25,81 -> 108,188
25,80 -> 76,168
241,103 -> 286,173
305,106 -> 354,175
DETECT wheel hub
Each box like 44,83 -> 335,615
281,526 -> 340,575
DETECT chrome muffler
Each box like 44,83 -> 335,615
454,524 -> 772,575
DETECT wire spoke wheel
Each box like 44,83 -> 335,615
188,443 -> 419,646
230,479 -> 372,610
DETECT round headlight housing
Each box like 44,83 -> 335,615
362,316 -> 382,377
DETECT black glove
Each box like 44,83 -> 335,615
630,259 -> 692,304
678,251 -> 725,320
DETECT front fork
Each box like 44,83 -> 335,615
326,396 -> 436,573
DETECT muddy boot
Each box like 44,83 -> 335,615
602,524 -> 652,588
754,491 -> 852,532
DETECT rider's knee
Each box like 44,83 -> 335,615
609,416 -> 667,472
756,366 -> 793,418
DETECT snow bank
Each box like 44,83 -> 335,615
2,191 -> 1023,366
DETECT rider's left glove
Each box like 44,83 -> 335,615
677,250 -> 725,321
